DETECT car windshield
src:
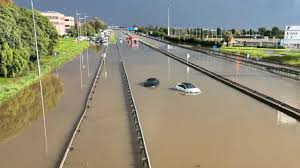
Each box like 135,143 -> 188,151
183,83 -> 195,89
147,78 -> 157,83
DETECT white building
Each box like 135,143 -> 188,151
283,26 -> 300,48
64,16 -> 75,32
41,11 -> 75,36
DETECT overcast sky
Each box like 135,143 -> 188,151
14,0 -> 300,29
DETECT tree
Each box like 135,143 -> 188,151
0,3 -> 58,77
66,26 -> 77,37
271,26 -> 280,38
223,31 -> 233,46
217,28 -> 222,37
91,17 -> 107,33
81,22 -> 95,36
258,27 -> 266,36
265,30 -> 272,37
233,29 -> 241,37
241,29 -> 247,36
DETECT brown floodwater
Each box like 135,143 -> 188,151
136,34 -> 300,109
64,44 -> 137,168
117,31 -> 300,168
0,45 -> 103,168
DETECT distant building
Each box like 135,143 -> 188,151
64,16 -> 75,32
41,11 -> 75,36
283,26 -> 300,48
41,11 -> 65,35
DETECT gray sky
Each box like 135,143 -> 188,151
15,0 -> 300,29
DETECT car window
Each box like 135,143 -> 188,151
179,84 -> 186,89
184,83 -> 195,89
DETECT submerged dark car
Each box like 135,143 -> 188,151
144,78 -> 160,88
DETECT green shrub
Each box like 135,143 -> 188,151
163,36 -> 222,48
0,3 -> 58,77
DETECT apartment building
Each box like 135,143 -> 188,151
64,16 -> 75,32
41,11 -> 75,36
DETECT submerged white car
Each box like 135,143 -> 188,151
175,82 -> 201,94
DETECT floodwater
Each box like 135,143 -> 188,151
117,31 -> 300,168
64,44 -> 137,168
0,45 -> 104,168
137,34 -> 300,109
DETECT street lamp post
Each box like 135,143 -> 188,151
75,10 -> 81,38
168,4 -> 170,36
30,0 -> 48,154
168,0 -> 175,36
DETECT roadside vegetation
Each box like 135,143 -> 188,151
136,25 -> 300,67
109,31 -> 117,44
0,3 -> 59,78
220,47 -> 300,66
137,26 -> 222,47
0,3 -> 91,103
0,39 -> 89,103
67,17 -> 107,37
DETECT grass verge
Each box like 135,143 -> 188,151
109,31 -> 117,44
220,46 -> 300,67
0,38 -> 89,103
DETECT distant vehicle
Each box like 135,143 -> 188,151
144,78 -> 160,88
175,82 -> 201,94
95,37 -> 101,44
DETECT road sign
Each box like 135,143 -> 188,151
128,27 -> 135,31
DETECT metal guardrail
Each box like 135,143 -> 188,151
140,39 -> 300,121
58,46 -> 106,168
116,42 -> 152,168
139,34 -> 300,80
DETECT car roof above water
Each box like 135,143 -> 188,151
147,78 -> 158,81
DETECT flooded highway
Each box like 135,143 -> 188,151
0,46 -> 104,168
117,32 -> 300,168
0,31 -> 299,168
64,44 -> 137,168
136,34 -> 300,109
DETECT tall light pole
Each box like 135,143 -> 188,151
75,10 -> 81,38
30,0 -> 48,154
168,0 -> 175,36
75,10 -> 83,88
168,4 -> 170,36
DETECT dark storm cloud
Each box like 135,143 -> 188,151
14,0 -> 300,28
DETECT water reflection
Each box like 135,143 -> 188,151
90,45 -> 103,53
0,74 -> 64,143
167,57 -> 171,81
277,111 -> 298,126
87,48 -> 90,77
80,53 -> 83,89
103,57 -> 108,79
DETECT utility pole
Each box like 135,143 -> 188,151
30,0 -> 48,154
168,0 -> 175,36
75,10 -> 81,38
168,3 -> 170,36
